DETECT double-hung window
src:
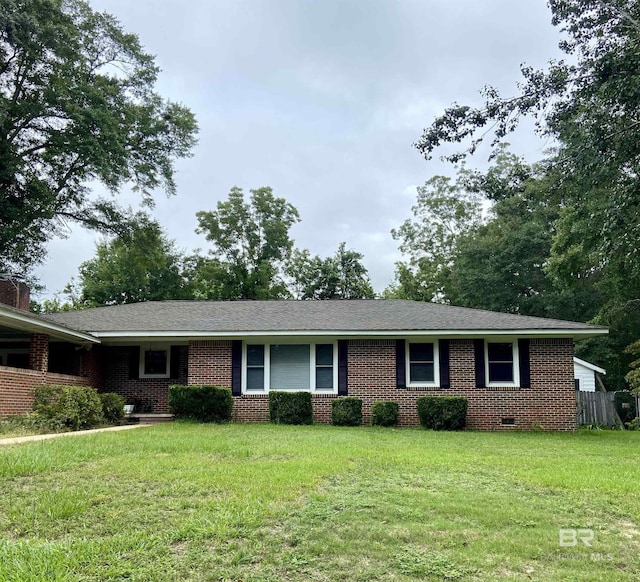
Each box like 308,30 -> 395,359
246,345 -> 265,391
315,344 -> 334,390
406,342 -> 439,387
485,341 -> 519,386
243,342 -> 337,393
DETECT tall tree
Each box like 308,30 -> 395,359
390,148 -> 603,319
414,0 -> 640,287
288,242 -> 375,300
0,0 -> 198,274
412,1 -> 640,388
73,214 -> 192,306
195,186 -> 300,299
387,170 -> 483,301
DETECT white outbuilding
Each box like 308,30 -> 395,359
574,357 -> 606,392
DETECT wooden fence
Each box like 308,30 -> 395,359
576,390 -> 623,427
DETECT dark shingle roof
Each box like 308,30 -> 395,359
42,299 -> 606,336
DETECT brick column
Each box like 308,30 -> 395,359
30,333 -> 49,372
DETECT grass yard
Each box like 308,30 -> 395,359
1,424 -> 639,581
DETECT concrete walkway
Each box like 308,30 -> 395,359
0,423 -> 152,446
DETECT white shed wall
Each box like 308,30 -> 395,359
574,361 -> 596,392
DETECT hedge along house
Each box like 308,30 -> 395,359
13,298 -> 604,431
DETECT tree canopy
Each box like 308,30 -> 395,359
397,1 -> 640,389
0,0 -> 198,274
288,242 -> 375,300
195,186 -> 300,300
71,214 -> 192,307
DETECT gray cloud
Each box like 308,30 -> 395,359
35,0 -> 563,298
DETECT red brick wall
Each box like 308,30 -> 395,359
188,341 -> 232,386
102,346 -> 188,413
79,348 -> 105,392
228,337 -> 576,430
232,393 -> 338,423
0,367 -> 96,417
86,336 -> 576,429
0,367 -> 41,416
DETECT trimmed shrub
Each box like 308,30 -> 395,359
332,397 -> 363,426
168,385 -> 233,422
371,401 -> 399,427
33,385 -> 105,431
269,391 -> 313,425
417,396 -> 468,431
99,392 -> 125,424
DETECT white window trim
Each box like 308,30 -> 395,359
485,340 -> 520,387
241,342 -> 338,394
406,341 -> 440,387
139,343 -> 171,379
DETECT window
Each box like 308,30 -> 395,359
485,341 -> 519,386
406,342 -> 439,386
315,344 -> 334,390
139,345 -> 170,378
271,344 -> 310,390
246,344 -> 265,391
242,342 -> 337,393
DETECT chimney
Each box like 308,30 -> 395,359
0,277 -> 30,311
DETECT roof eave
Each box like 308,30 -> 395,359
91,327 -> 608,342
0,308 -> 100,344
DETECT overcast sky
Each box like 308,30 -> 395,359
34,0 -> 563,300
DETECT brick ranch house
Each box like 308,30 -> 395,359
0,280 -> 608,430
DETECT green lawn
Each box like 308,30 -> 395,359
0,424 -> 639,581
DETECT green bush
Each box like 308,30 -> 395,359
168,385 -> 233,422
331,397 -> 363,426
417,396 -> 468,431
33,385 -> 105,431
99,392 -> 125,424
371,401 -> 399,427
269,391 -> 313,425
626,417 -> 640,431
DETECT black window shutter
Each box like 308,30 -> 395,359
231,340 -> 242,396
439,339 -> 450,388
473,339 -> 486,388
518,339 -> 531,388
396,339 -> 406,389
128,346 -> 140,380
170,346 -> 181,379
338,340 -> 348,395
